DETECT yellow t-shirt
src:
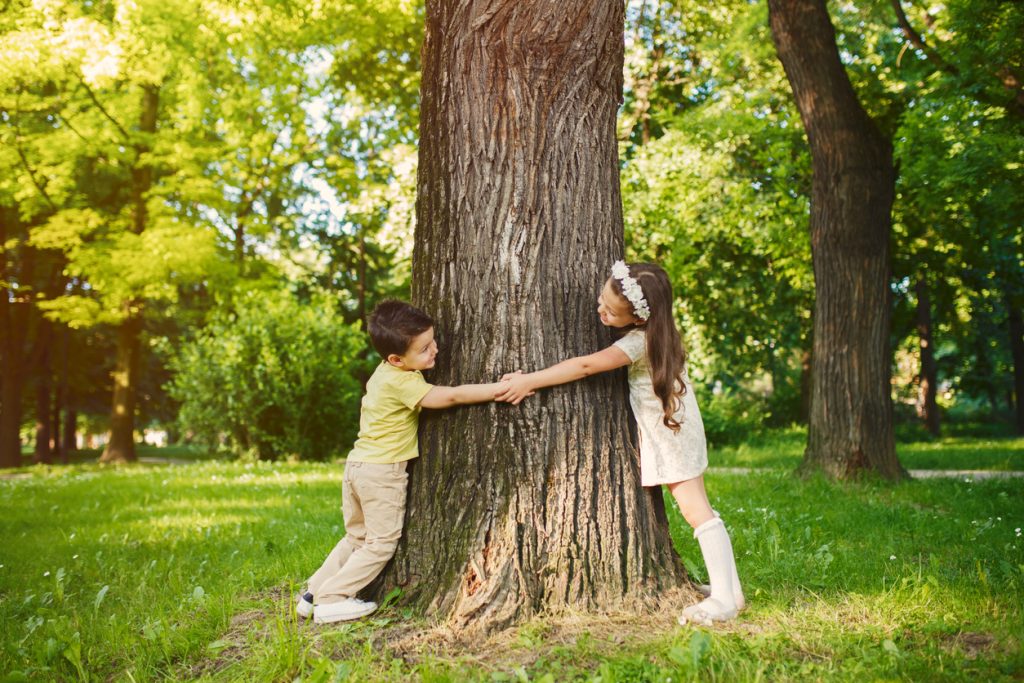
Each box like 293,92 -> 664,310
346,361 -> 434,464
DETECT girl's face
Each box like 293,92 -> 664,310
597,279 -> 640,328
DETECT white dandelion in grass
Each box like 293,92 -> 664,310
43,571 -> 50,577
889,555 -> 897,561
1016,528 -> 1021,538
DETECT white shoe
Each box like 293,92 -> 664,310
313,598 -> 377,624
697,583 -> 745,611
296,592 -> 314,619
678,597 -> 738,626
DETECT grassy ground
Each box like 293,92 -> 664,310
1,435 -> 1022,681
712,426 -> 1024,471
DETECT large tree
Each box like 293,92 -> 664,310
768,0 -> 904,479
374,0 -> 684,632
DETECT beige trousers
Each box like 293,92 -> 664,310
307,460 -> 408,604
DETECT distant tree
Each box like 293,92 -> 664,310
768,0 -> 904,479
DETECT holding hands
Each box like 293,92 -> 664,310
496,371 -> 535,405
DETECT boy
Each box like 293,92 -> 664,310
297,300 -> 508,624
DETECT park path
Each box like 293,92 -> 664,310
3,459 -> 1022,480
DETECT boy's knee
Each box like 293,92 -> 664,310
364,535 -> 400,560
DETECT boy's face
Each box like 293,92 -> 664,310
387,326 -> 438,371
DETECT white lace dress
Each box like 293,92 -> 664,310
613,329 -> 708,486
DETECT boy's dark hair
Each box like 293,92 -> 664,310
367,300 -> 434,358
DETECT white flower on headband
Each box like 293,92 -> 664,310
611,260 -> 651,320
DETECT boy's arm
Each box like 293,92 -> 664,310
496,346 -> 631,405
419,381 -> 508,409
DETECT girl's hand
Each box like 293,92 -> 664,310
496,371 -> 535,405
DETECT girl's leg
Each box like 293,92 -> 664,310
668,477 -> 744,624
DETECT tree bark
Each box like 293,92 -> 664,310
0,208 -> 30,468
768,0 -> 904,479
63,410 -> 77,459
915,277 -> 940,435
373,0 -> 684,632
33,319 -> 53,464
101,307 -> 143,463
1009,303 -> 1024,435
101,85 -> 159,464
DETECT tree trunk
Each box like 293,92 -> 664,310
915,277 -> 940,436
63,409 -> 77,459
56,325 -> 70,463
373,0 -> 684,632
1009,303 -> 1024,435
101,308 -> 143,463
769,0 -> 904,479
33,319 -> 53,464
101,85 -> 159,464
0,207 -> 30,468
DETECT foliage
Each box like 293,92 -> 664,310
169,291 -> 370,461
0,438 -> 1021,680
621,0 -> 813,425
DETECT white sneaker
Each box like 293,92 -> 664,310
296,592 -> 314,619
313,598 -> 377,624
697,583 -> 745,611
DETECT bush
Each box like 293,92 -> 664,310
170,292 -> 371,460
699,389 -> 767,448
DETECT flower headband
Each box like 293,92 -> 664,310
610,261 -> 651,321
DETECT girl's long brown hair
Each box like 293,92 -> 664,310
610,263 -> 687,432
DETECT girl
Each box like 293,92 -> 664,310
496,261 -> 744,626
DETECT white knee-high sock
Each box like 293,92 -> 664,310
694,517 -> 739,615
698,510 -> 745,610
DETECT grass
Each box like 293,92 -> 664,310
1,434 -> 1022,681
711,426 -> 1024,472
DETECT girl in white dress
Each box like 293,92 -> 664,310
497,261 -> 744,625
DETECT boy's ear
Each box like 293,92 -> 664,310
386,353 -> 405,368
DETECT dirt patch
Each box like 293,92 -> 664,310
940,631 -> 998,659
182,587 -> 290,678
181,583 -> 729,676
370,585 -> 745,671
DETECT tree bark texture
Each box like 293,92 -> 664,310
101,85 -> 159,463
1009,303 -> 1024,435
101,308 -> 142,463
768,0 -> 904,479
33,318 -> 53,464
0,208 -> 30,468
374,0 -> 684,632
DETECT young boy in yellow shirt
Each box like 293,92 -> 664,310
297,300 -> 508,624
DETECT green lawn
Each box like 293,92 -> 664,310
711,426 -> 1024,472
1,441 -> 1022,681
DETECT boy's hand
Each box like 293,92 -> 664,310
496,371 -> 535,405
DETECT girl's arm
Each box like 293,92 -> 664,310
496,346 -> 631,405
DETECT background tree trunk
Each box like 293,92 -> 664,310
33,319 -> 53,464
101,308 -> 142,463
373,0 -> 684,633
768,0 -> 904,479
101,85 -> 159,464
915,278 -> 940,435
0,207 -> 31,468
1009,303 -> 1024,435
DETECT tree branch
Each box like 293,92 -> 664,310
73,73 -> 131,141
891,0 -> 1024,118
890,0 -> 958,76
